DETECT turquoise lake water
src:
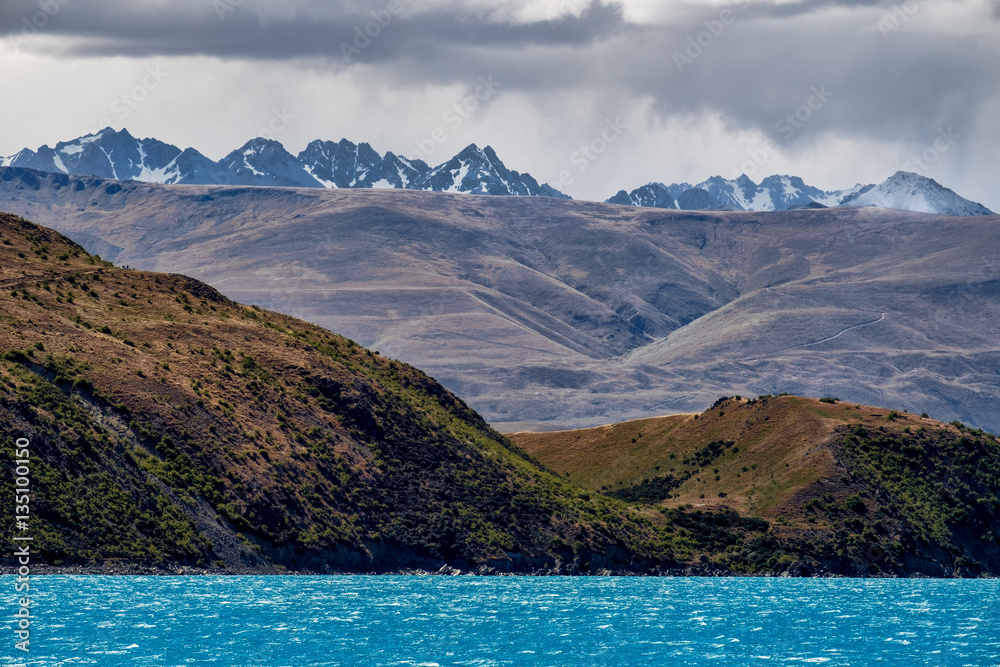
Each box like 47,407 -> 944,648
2,576 -> 998,666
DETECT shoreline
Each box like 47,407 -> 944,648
2,563 -> 991,579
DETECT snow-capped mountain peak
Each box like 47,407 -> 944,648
2,130 -> 992,214
606,183 -> 676,209
607,171 -> 993,216
0,127 -> 226,186
411,143 -> 567,197
2,130 -> 567,199
838,171 -> 994,216
297,138 -> 385,188
218,138 -> 319,187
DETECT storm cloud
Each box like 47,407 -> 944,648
1,0 -> 997,209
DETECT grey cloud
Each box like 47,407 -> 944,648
362,10 -> 999,151
1,0 -> 997,207
741,0 -> 887,20
0,0 -> 625,62
635,22 -> 1000,147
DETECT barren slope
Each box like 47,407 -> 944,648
2,168 -> 998,432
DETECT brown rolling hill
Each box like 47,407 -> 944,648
512,395 -> 1000,576
1,211 -> 997,577
2,167 -> 999,433
0,211 -> 842,576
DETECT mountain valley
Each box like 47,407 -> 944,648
2,168 -> 998,434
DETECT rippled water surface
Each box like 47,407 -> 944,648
2,576 -> 998,665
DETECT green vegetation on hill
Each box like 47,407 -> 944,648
2,212 -> 996,576
0,212 -> 797,574
513,396 -> 1000,576
1,361 -> 212,562
830,423 -> 1000,575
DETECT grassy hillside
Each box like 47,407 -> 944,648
0,212 -> 806,575
512,396 -> 1000,576
2,212 -> 995,576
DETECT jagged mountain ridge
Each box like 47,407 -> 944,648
607,172 -> 993,216
0,128 -> 568,199
3,128 -> 992,214
1,129 -> 228,186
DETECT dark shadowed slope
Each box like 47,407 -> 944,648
0,212 -> 673,573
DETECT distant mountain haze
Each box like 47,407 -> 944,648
607,172 -> 993,217
1,128 -> 992,215
2,170 -> 998,433
0,127 -> 569,199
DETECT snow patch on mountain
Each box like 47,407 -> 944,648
607,183 -> 676,209
1,129 -> 567,199
608,171 -> 992,216
3,129 -> 992,214
838,171 -> 994,216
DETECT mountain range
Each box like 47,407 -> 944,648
607,172 -> 994,217
2,128 -> 993,215
0,127 -> 568,199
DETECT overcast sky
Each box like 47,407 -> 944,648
1,0 -> 997,209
